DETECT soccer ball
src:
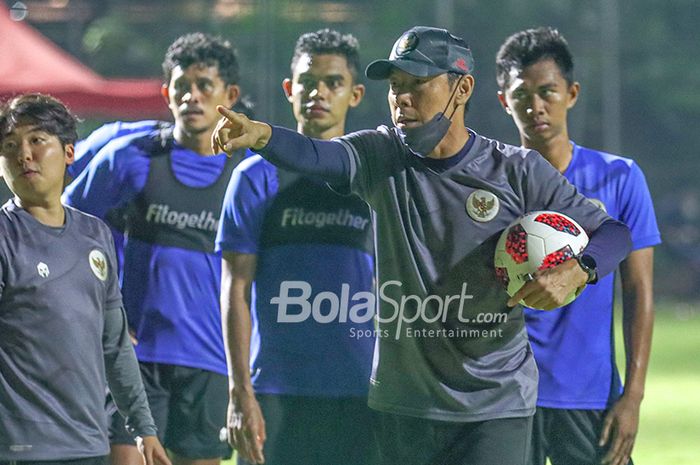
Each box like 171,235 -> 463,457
494,211 -> 589,308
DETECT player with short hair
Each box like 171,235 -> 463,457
212,26 -> 633,465
0,93 -> 170,465
496,27 -> 660,465
67,99 -> 255,184
216,29 -> 377,465
64,33 -> 244,465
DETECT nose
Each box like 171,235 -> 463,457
16,140 -> 33,163
390,89 -> 411,109
182,84 -> 202,103
308,81 -> 329,100
526,94 -> 545,116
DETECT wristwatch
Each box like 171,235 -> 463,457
575,254 -> 598,284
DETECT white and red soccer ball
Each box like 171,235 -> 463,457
494,211 -> 589,308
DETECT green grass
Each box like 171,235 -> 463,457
223,301 -> 700,465
617,302 -> 700,465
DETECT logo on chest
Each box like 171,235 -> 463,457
466,190 -> 499,222
89,250 -> 108,281
145,203 -> 219,232
36,262 -> 50,278
280,207 -> 369,231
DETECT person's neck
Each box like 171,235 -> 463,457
428,124 -> 470,159
524,132 -> 573,173
299,122 -> 345,141
174,126 -> 215,155
17,196 -> 65,227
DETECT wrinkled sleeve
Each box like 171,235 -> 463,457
215,160 -> 269,254
63,141 -> 144,220
103,306 -> 157,437
523,150 -> 631,279
257,126 -> 351,185
101,230 -> 156,437
619,162 -> 661,250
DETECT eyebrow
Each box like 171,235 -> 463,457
510,81 -> 558,92
298,72 -> 346,80
5,126 -> 45,137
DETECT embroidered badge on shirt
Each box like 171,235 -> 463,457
37,262 -> 49,278
466,190 -> 499,222
89,250 -> 108,281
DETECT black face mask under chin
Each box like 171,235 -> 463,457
398,75 -> 463,158
401,113 -> 452,158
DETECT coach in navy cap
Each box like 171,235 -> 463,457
361,26 -> 477,156
212,25 -> 632,465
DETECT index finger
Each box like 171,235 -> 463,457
236,426 -> 265,464
602,428 -> 624,465
246,427 -> 265,463
217,105 -> 241,121
507,277 -> 536,307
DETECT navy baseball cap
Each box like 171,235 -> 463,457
365,26 -> 474,80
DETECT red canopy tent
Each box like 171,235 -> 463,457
0,6 -> 169,118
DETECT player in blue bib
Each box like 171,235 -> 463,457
0,94 -> 170,465
64,34 -> 243,465
496,27 -> 661,465
216,30 -> 377,465
213,26 -> 633,465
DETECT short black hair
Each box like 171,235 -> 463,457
495,27 -> 574,90
162,32 -> 240,86
291,29 -> 361,82
0,94 -> 78,146
447,71 -> 463,87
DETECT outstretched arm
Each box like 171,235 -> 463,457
212,106 -> 352,185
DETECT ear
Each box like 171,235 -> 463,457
567,81 -> 580,110
282,78 -> 293,103
64,143 -> 75,166
226,84 -> 241,107
454,74 -> 475,106
160,84 -> 170,104
497,91 -> 512,114
348,83 -> 366,108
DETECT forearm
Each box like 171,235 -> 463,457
257,125 -> 351,185
583,219 -> 632,279
620,249 -> 655,401
224,295 -> 254,393
103,306 -> 157,437
221,258 -> 255,394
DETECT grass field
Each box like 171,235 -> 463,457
223,301 -> 700,465
619,301 -> 700,465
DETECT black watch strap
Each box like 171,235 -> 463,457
576,254 -> 598,284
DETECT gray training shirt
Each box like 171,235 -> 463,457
336,127 -> 612,422
0,201 -> 156,460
